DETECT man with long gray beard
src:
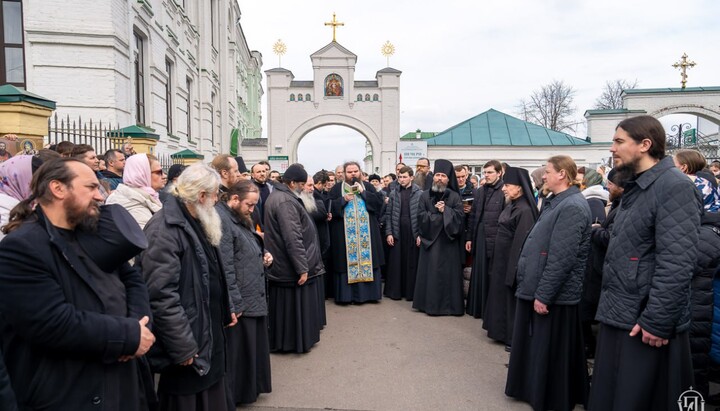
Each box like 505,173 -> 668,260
263,164 -> 325,353
413,159 -> 465,316
139,163 -> 236,411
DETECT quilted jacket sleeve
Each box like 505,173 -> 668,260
637,179 -> 701,339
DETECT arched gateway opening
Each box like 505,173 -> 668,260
297,125 -> 370,174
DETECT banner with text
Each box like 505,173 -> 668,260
268,156 -> 290,173
397,141 -> 428,165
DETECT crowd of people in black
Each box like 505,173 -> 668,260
0,114 -> 719,410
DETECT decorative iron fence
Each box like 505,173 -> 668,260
46,114 -> 126,154
666,127 -> 720,163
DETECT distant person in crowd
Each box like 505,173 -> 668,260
97,154 -> 107,171
413,159 -> 465,316
100,149 -> 126,190
581,168 -> 624,359
575,166 -> 587,189
251,162 -> 274,224
505,155 -> 591,411
414,157 -> 432,190
269,170 -> 281,183
263,164 -> 325,353
589,116 -> 702,411
325,171 -> 336,190
139,163 -> 235,411
235,156 -> 250,180
35,148 -> 61,163
0,155 -> 41,240
710,160 -> 720,182
368,174 -> 384,192
216,180 -> 273,405
334,165 -> 345,183
384,165 -> 422,301
328,161 -> 385,304
581,168 -> 608,224
674,149 -> 720,213
465,160 -> 505,318
55,140 -> 75,157
0,158 -> 155,410
530,166 -> 546,204
122,141 -> 137,157
160,163 -> 186,203
387,162 -> 405,191
483,166 -> 538,350
0,141 -> 12,162
312,170 -> 334,299
469,174 -> 481,188
106,154 -> 164,229
211,154 -> 240,195
71,144 -> 109,199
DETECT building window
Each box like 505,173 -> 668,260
210,91 -> 215,144
134,32 -> 145,125
357,94 -> 362,102
1,0 -> 25,87
297,93 -> 303,101
365,94 -> 370,101
290,94 -> 295,101
186,76 -> 192,141
165,59 -> 173,135
373,94 -> 379,101
305,93 -> 311,101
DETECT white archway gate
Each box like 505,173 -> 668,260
265,41 -> 401,175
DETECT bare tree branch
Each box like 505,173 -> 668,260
516,80 -> 577,133
594,79 -> 639,110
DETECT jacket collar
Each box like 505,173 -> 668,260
217,201 -> 240,225
162,194 -> 194,228
633,156 -> 675,190
545,185 -> 580,209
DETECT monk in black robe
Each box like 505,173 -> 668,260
413,159 -> 465,316
483,167 -> 538,348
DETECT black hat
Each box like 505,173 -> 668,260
607,168 -> 619,185
235,156 -> 249,174
167,164 -> 186,183
368,174 -> 381,183
76,204 -> 149,272
503,167 -> 539,220
283,164 -> 308,183
433,159 -> 459,193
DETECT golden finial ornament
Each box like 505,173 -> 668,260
672,53 -> 696,89
381,41 -> 395,67
324,13 -> 344,42
272,39 -> 287,67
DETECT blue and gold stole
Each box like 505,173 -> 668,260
343,183 -> 374,283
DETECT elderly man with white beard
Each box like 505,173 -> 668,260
139,163 -> 237,411
413,159 -> 465,316
263,164 -> 326,353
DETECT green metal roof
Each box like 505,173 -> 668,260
0,84 -> 56,109
400,131 -> 437,140
106,124 -> 159,140
171,149 -> 204,159
623,86 -> 720,94
426,109 -> 590,146
584,108 -> 647,116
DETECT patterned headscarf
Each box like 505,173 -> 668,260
0,155 -> 34,201
123,154 -> 160,202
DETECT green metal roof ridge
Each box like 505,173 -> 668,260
427,108 -> 590,146
0,84 -> 56,109
171,149 -> 204,159
584,108 -> 648,115
106,124 -> 159,140
400,131 -> 437,140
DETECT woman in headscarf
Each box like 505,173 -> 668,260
106,153 -> 164,229
581,169 -> 608,224
0,155 -> 42,240
482,167 -> 538,350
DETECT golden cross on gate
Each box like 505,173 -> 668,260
324,12 -> 344,42
672,53 -> 697,89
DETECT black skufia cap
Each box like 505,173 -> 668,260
76,204 -> 149,272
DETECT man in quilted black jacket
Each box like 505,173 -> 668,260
588,115 -> 702,411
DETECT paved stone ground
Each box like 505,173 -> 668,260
241,298 -> 581,411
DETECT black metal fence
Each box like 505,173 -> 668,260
46,114 -> 126,154
666,129 -> 720,163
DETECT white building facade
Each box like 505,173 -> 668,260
21,0 -> 262,157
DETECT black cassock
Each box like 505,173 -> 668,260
384,186 -> 419,301
482,199 -> 537,345
413,189 -> 465,315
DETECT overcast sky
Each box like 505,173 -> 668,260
237,0 -> 719,173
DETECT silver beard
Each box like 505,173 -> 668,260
195,200 -> 223,246
297,190 -> 317,213
431,182 -> 447,193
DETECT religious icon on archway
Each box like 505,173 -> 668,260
325,74 -> 343,97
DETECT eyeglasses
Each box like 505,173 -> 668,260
151,169 -> 165,176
